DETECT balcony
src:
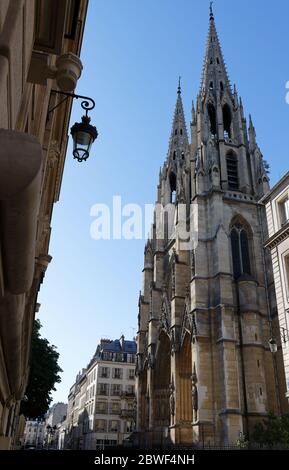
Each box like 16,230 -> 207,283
121,391 -> 135,399
120,409 -> 134,418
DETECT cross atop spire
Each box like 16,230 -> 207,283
178,76 -> 181,95
210,1 -> 214,20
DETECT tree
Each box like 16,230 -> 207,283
20,319 -> 62,419
251,412 -> 289,448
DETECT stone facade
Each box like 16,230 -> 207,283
23,419 -> 45,449
263,172 -> 289,401
66,337 -> 136,449
0,0 -> 88,449
136,9 -> 288,448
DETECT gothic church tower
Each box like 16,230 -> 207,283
136,6 -> 288,447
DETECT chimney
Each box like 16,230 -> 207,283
120,335 -> 125,350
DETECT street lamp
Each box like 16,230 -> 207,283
48,90 -> 98,162
269,327 -> 289,354
70,114 -> 98,162
268,337 -> 278,354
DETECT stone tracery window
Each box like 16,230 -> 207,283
230,222 -> 251,279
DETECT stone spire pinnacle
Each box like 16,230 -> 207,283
200,6 -> 231,94
167,81 -> 188,162
210,1 -> 214,20
177,76 -> 181,95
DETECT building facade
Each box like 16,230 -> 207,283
66,337 -> 136,449
23,419 -> 45,449
0,0 -> 88,449
263,172 -> 289,401
136,8 -> 288,448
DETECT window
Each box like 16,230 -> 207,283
95,402 -> 107,414
102,352 -> 111,361
128,354 -> 136,364
125,385 -> 135,395
112,368 -> 122,379
220,81 -> 224,92
210,57 -> 213,64
100,367 -> 109,378
209,81 -> 213,90
223,103 -> 232,139
279,197 -> 289,226
111,384 -> 122,396
175,129 -> 178,135
284,255 -> 289,294
180,128 -> 183,135
110,402 -> 120,415
128,369 -> 135,380
114,353 -> 123,362
97,383 -> 109,396
109,420 -> 119,432
169,172 -> 177,204
95,419 -> 107,432
207,102 -> 217,137
216,57 -> 220,64
226,151 -> 238,190
230,223 -> 251,279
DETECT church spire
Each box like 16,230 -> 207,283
167,79 -> 188,163
200,4 -> 231,95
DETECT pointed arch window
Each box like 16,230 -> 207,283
226,151 -> 238,190
216,57 -> 220,65
207,102 -> 217,137
209,81 -> 214,90
230,223 -> 251,279
180,128 -> 183,135
223,103 -> 232,139
220,81 -> 224,92
169,172 -> 177,204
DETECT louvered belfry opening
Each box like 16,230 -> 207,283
226,151 -> 239,190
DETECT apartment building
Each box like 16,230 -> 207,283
23,420 -> 45,449
66,336 -> 136,449
0,0 -> 88,449
263,172 -> 289,401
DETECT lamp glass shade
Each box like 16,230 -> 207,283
268,338 -> 278,354
70,115 -> 98,162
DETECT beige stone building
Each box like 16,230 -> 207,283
0,0 -> 88,449
66,337 -> 136,449
263,172 -> 289,401
136,8 -> 288,448
23,419 -> 45,449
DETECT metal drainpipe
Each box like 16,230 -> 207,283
257,203 -> 281,415
235,280 -> 249,440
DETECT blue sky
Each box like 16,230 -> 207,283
39,0 -> 289,403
